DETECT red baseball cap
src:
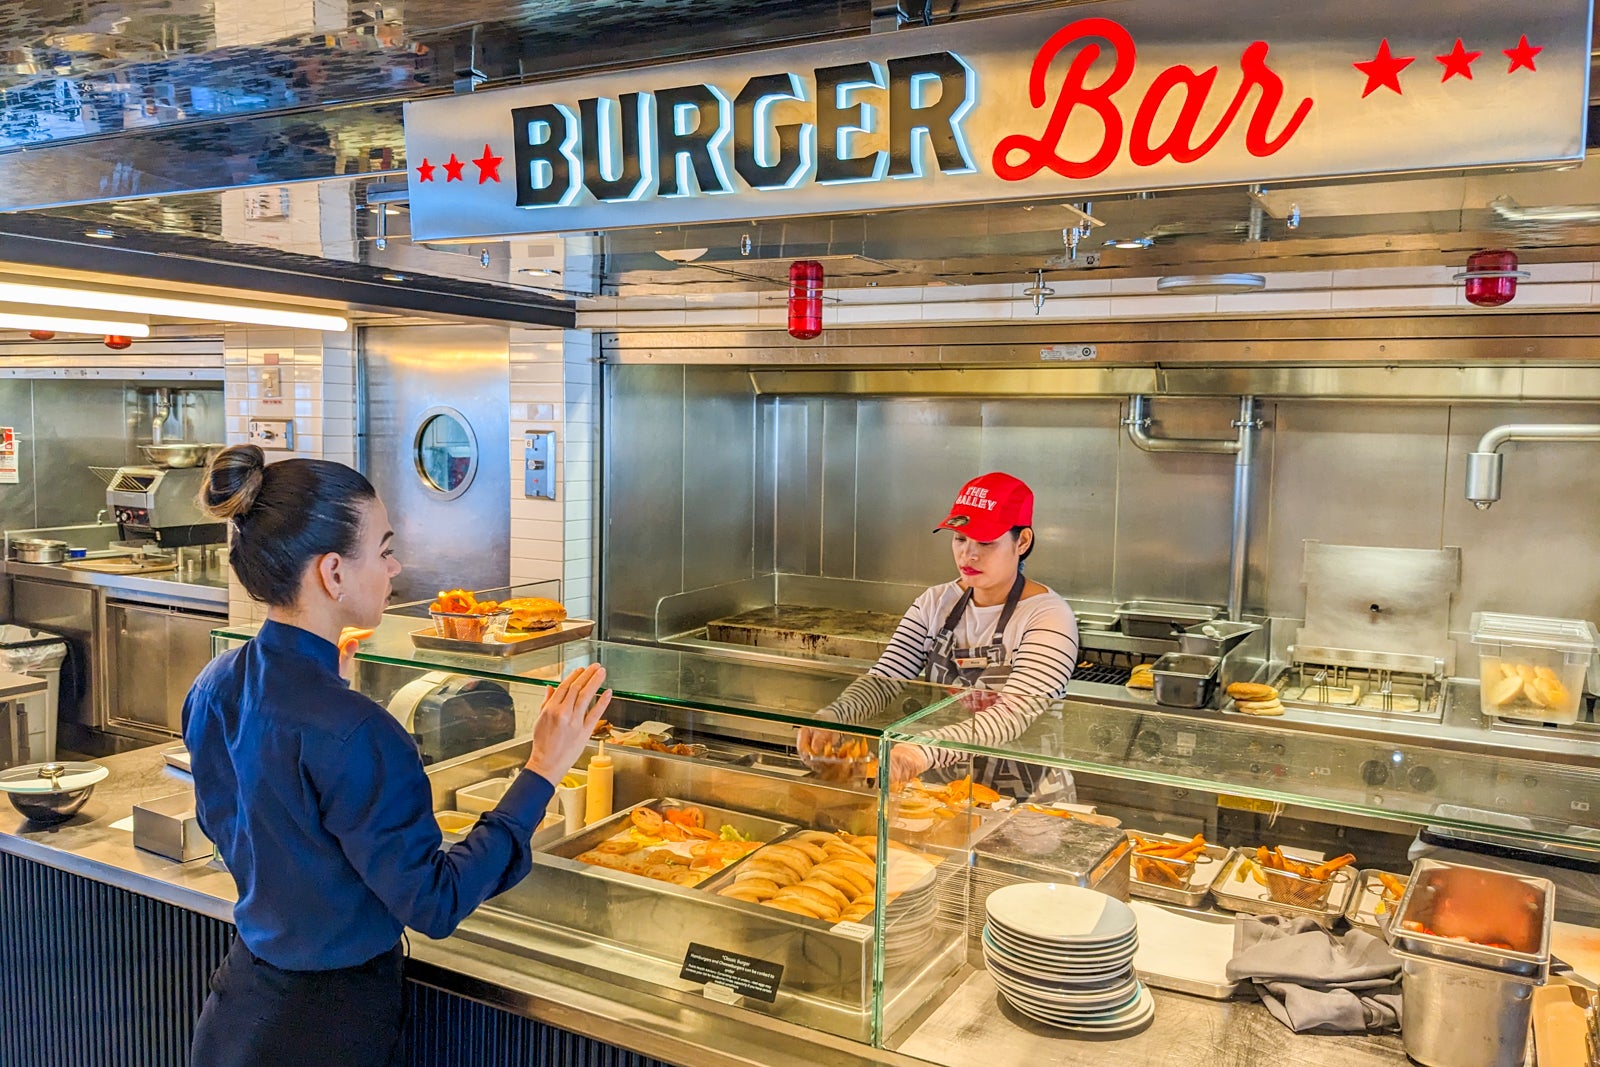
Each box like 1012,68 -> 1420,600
935,472 -> 1034,542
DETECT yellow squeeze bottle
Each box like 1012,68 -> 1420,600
583,742 -> 614,826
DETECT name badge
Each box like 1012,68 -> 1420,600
955,656 -> 989,669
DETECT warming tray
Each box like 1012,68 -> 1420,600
409,618 -> 595,657
541,797 -> 798,890
1212,849 -> 1356,929
1124,832 -> 1234,908
1344,869 -> 1408,935
1116,600 -> 1221,639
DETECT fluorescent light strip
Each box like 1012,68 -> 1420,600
0,282 -> 348,333
0,309 -> 150,337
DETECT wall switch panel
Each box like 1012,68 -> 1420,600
248,418 -> 294,451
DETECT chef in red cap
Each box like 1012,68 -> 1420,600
799,472 -> 1079,798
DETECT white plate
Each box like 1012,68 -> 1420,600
995,977 -> 1144,1014
984,921 -> 1136,954
983,925 -> 1137,964
988,964 -> 1139,1005
985,883 -> 1137,943
1004,984 -> 1155,1032
984,943 -> 1137,980
985,946 -> 1136,986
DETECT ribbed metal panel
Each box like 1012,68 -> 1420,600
0,853 -> 681,1067
0,851 -> 231,1067
403,984 -> 677,1067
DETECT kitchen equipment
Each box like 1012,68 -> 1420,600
583,744 -> 613,826
386,672 -> 516,766
1345,869 -> 1408,934
138,442 -> 219,469
10,538 -> 67,563
105,465 -> 226,548
1125,832 -> 1234,908
1211,849 -> 1355,928
1115,600 -> 1221,639
1150,652 -> 1220,708
132,791 -> 212,862
546,797 -> 798,888
1471,612 -> 1599,726
0,760 -> 107,825
409,617 -> 595,657
1272,543 -> 1460,722
1387,858 -> 1554,1067
1178,619 -> 1261,657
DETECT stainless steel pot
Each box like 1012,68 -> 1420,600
139,442 -> 217,468
11,537 -> 67,563
0,761 -> 108,826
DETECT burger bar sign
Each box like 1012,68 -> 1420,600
403,0 -> 1592,243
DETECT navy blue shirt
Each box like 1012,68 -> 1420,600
183,620 -> 555,970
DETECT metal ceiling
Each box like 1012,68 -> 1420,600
6,1 -> 1600,308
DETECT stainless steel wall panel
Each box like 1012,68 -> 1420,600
852,400 -> 983,587
978,399 -> 1121,602
33,381 -> 133,528
605,366 -> 687,640
772,397 -> 822,577
0,381 -> 36,531
1113,399 -> 1241,607
819,399 -> 859,580
681,371 -> 757,593
1262,403 -> 1451,620
1442,402 -> 1600,633
361,325 -> 511,605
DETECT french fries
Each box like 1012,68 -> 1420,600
1129,833 -> 1208,888
1243,845 -> 1357,907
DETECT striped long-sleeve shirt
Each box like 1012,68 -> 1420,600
820,581 -> 1079,765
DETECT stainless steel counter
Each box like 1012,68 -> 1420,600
6,559 -> 228,610
0,744 -> 1410,1067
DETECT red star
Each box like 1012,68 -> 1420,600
415,158 -> 435,182
472,144 -> 503,184
1504,35 -> 1542,73
1354,39 -> 1415,97
1435,39 -> 1481,82
442,153 -> 465,182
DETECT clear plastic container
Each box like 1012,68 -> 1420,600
1470,612 -> 1599,725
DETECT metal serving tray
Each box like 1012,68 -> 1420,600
1344,869 -> 1408,935
409,618 -> 594,657
1125,832 -> 1234,908
1211,849 -> 1356,929
1116,600 -> 1221,638
541,797 -> 798,889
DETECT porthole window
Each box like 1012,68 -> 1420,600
413,407 -> 479,500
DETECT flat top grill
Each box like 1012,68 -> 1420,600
1073,649 -> 1149,687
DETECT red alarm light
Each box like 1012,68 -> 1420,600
1458,249 -> 1527,308
103,335 -> 133,350
787,260 -> 824,340
27,330 -> 55,341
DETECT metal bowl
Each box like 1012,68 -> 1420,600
11,537 -> 68,563
139,443 -> 217,468
0,761 -> 108,826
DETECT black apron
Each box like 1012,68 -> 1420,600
923,574 -> 1070,802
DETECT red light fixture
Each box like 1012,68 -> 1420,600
1456,249 -> 1529,308
27,330 -> 54,341
787,260 -> 824,340
103,335 -> 133,350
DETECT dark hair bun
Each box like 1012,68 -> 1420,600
202,444 -> 267,521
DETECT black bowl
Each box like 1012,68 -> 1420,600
7,787 -> 95,826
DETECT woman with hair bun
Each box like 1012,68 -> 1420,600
184,445 -> 611,1067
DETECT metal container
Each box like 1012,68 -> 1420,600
1116,600 -> 1221,639
543,797 -> 799,889
132,791 -> 213,862
1386,858 -> 1554,1067
139,442 -> 218,469
10,538 -> 67,563
1211,849 -> 1356,929
1151,652 -> 1221,708
1178,619 -> 1262,657
1126,834 -> 1234,908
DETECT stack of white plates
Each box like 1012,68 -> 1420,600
982,883 -> 1154,1033
882,868 -> 941,969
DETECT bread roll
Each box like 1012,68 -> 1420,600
757,844 -> 813,880
1227,682 -> 1279,702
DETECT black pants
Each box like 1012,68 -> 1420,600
191,936 -> 405,1067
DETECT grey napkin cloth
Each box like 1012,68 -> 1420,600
1225,915 -> 1403,1034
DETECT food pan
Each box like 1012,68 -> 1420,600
1125,832 -> 1234,908
1116,600 -> 1221,639
1345,869 -> 1408,935
541,797 -> 798,890
1212,849 -> 1355,928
